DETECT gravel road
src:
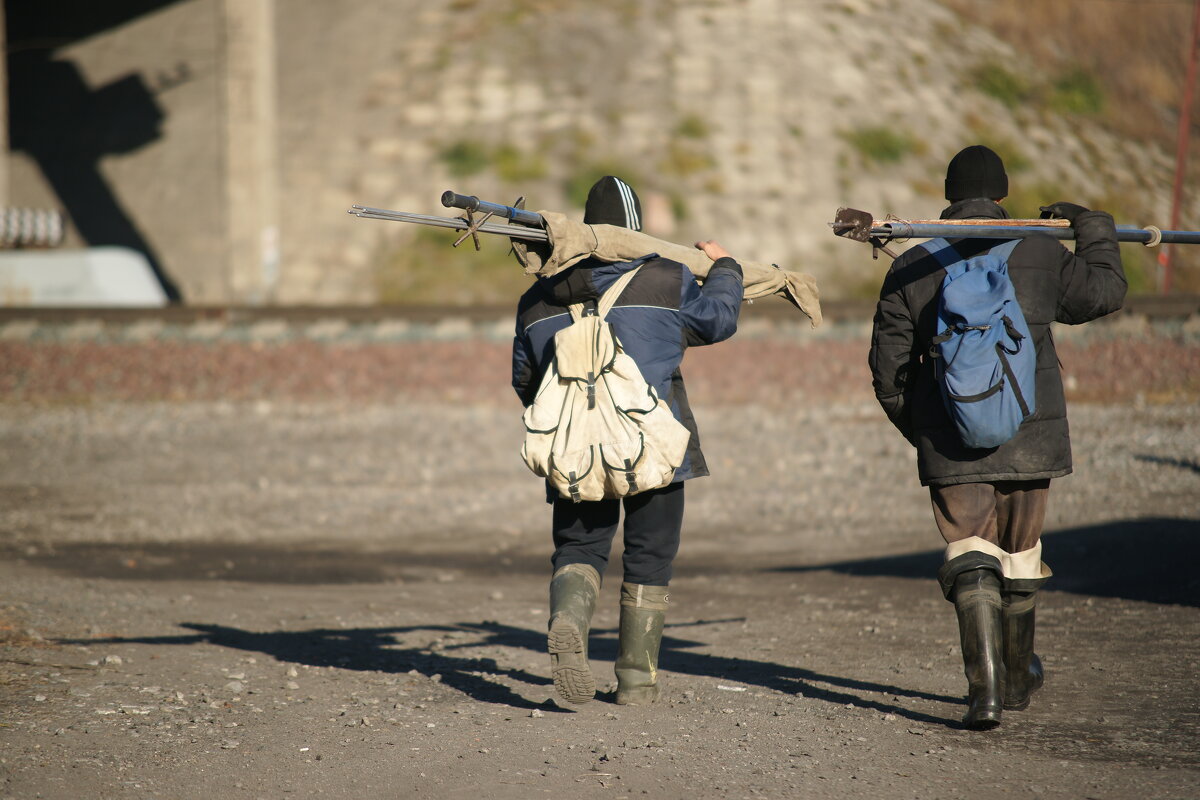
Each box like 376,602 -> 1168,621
1,327 -> 1198,799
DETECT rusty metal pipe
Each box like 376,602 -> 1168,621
872,222 -> 1200,246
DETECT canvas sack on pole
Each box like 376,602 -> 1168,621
349,191 -> 823,325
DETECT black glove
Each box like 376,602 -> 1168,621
1039,201 -> 1090,224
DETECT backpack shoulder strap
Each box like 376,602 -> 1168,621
925,237 -> 1021,276
988,239 -> 1021,261
922,238 -> 962,271
596,264 -> 644,319
566,254 -> 657,323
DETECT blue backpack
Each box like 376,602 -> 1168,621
926,238 -> 1035,449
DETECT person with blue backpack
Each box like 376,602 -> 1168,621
868,145 -> 1126,729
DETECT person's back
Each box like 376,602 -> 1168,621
514,252 -> 742,482
512,176 -> 743,706
873,195 -> 1125,484
869,145 -> 1126,729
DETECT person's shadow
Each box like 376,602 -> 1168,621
65,616 -> 958,724
775,517 -> 1200,608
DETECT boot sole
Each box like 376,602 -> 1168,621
548,618 -> 594,704
963,708 -> 1002,730
615,685 -> 659,705
1003,679 -> 1042,710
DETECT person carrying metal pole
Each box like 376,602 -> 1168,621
868,145 -> 1127,729
512,176 -> 744,706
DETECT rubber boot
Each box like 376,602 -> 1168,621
1002,590 -> 1044,710
614,582 -> 668,705
547,563 -> 601,704
952,568 -> 1006,729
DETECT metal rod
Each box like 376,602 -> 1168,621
873,217 -> 1070,229
440,191 -> 545,228
1161,0 -> 1200,291
348,205 -> 549,241
869,222 -> 1200,246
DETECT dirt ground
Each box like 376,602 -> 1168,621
1,331 -> 1198,799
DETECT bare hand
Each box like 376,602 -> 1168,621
694,240 -> 732,262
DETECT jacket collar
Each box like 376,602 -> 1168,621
940,198 -> 1011,221
538,255 -> 654,306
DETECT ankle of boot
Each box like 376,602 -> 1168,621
615,682 -> 660,705
554,563 -> 602,593
619,582 -> 669,611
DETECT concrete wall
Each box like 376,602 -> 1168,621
4,0 -> 1195,304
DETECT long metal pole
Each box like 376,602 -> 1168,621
868,222 -> 1200,246
1161,0 -> 1200,293
347,205 -> 549,241
440,191 -> 544,228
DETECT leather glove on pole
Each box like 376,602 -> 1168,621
1039,201 -> 1090,224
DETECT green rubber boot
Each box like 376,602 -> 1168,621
614,582 -> 669,705
548,563 -> 601,704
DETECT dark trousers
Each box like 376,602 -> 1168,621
929,479 -> 1050,554
551,482 -> 684,586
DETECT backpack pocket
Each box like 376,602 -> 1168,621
599,433 -> 649,496
549,445 -> 602,503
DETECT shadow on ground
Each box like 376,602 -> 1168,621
62,617 -> 959,724
776,517 -> 1200,608
3,541 -> 546,584
12,517 -> 1198,606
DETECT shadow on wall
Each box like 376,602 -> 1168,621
775,517 -> 1200,608
6,0 -> 188,301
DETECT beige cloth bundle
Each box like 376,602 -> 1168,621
511,211 -> 822,327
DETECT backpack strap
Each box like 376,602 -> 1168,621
988,239 -> 1021,262
925,237 -> 1021,272
566,254 -> 656,324
598,253 -> 658,318
923,238 -> 961,271
596,264 -> 642,319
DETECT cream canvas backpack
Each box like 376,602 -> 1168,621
521,265 -> 692,502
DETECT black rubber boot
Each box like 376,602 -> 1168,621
1002,590 -> 1044,710
951,567 -> 1006,729
548,563 -> 601,704
614,583 -> 668,705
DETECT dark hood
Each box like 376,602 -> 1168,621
940,198 -> 1011,221
536,259 -> 601,306
535,256 -> 647,306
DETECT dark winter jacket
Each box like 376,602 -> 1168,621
868,198 -> 1126,486
513,253 -> 743,482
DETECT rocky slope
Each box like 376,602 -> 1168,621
282,0 -> 1191,303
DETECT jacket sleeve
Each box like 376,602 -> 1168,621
869,265 -> 920,446
512,320 -> 537,407
1056,210 -> 1127,324
678,257 -> 743,346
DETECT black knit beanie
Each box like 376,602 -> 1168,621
944,145 -> 1008,201
583,176 -> 642,231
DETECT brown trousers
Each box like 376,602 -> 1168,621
929,479 -> 1050,554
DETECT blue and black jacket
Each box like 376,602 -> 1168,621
512,253 -> 743,482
